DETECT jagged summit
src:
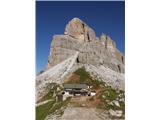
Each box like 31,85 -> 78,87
69,17 -> 83,23
47,18 -> 124,69
64,17 -> 96,42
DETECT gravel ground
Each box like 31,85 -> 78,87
45,106 -> 111,120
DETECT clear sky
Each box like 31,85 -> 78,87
36,1 -> 125,73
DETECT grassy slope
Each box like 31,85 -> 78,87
36,83 -> 70,120
36,67 -> 125,120
36,97 -> 71,120
99,87 -> 125,114
72,67 -> 105,89
72,67 -> 125,114
36,100 -> 55,120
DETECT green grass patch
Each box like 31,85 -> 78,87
39,83 -> 63,102
74,67 -> 91,83
36,97 -> 71,120
106,88 -> 118,100
49,97 -> 71,115
99,86 -> 125,113
41,91 -> 54,102
105,104 -> 121,111
104,101 -> 125,114
36,100 -> 55,120
91,79 -> 105,89
119,101 -> 125,114
74,67 -> 105,89
100,86 -> 119,101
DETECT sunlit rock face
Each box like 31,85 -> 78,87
64,18 -> 96,42
47,18 -> 124,73
36,18 -> 125,101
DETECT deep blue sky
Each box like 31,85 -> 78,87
36,1 -> 125,73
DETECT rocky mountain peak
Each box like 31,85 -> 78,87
47,18 -> 124,70
64,17 -> 96,42
36,18 -> 125,102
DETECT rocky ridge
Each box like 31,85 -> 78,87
36,17 -> 125,102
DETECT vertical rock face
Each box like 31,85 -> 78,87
100,33 -> 116,49
64,18 -> 96,42
47,18 -> 124,74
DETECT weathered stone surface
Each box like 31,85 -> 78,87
47,33 -> 124,74
64,18 -> 96,42
100,33 -> 116,48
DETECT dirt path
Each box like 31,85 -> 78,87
45,106 -> 110,120
61,107 -> 108,120
36,99 -> 54,107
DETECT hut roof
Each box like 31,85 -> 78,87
64,84 -> 87,89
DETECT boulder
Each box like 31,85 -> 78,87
113,100 -> 120,107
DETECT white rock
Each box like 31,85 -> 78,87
109,109 -> 116,116
113,100 -> 120,107
116,110 -> 123,117
109,109 -> 122,117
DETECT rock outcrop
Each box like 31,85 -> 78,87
47,18 -> 124,73
36,18 -> 125,102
